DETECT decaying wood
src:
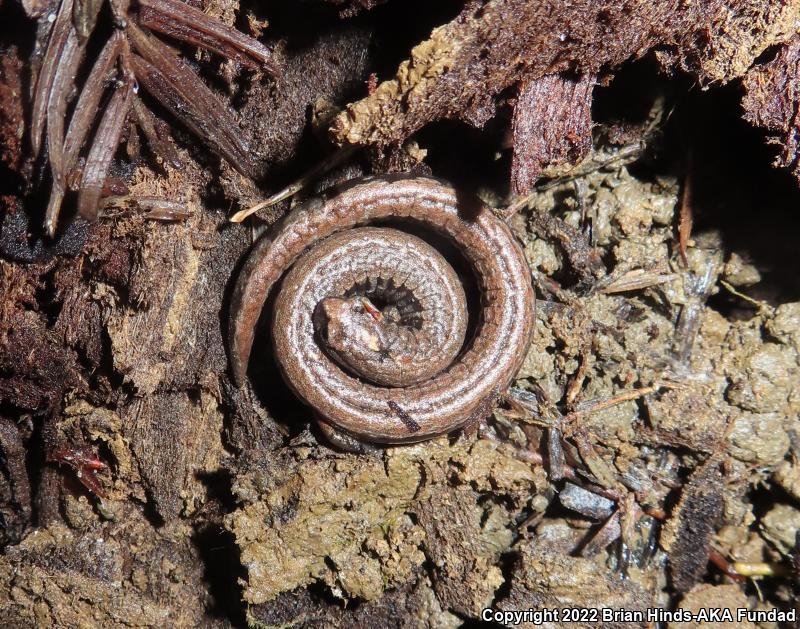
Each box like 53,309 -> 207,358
662,458 -> 725,594
332,0 -> 800,179
0,418 -> 31,546
511,73 -> 595,195
742,33 -> 800,185
322,0 -> 386,18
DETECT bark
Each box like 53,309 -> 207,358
742,33 -> 800,186
511,72 -> 595,194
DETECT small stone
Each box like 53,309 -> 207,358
728,411 -> 789,466
760,503 -> 800,555
723,252 -> 761,287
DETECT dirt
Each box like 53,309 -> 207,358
1,0 -> 800,627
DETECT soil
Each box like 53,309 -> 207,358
1,1 -> 799,628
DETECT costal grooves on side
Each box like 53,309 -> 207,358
228,176 -> 535,445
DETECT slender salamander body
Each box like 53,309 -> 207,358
228,175 -> 535,445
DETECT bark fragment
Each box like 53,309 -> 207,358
511,73 -> 595,195
0,262 -> 82,413
497,541 -> 654,628
416,486 -> 509,616
332,0 -> 799,148
123,391 -> 224,521
0,418 -> 32,546
662,459 -> 724,594
322,0 -> 386,19
0,47 -> 26,173
742,34 -> 800,186
0,514 -> 212,627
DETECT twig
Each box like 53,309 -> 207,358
230,146 -> 356,223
